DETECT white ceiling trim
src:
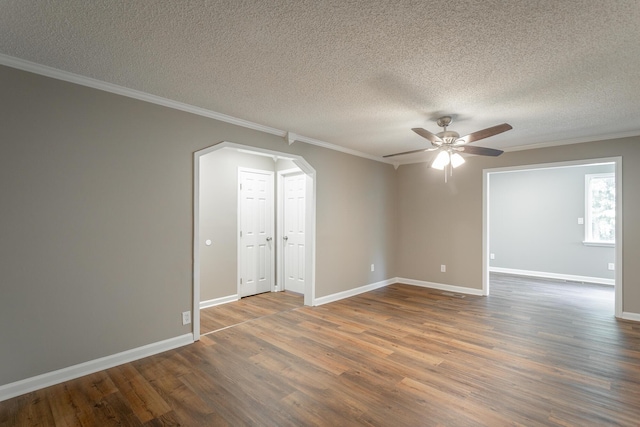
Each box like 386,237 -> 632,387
291,133 -> 387,163
5,52 -> 632,166
0,53 -> 388,164
503,130 -> 640,152
0,54 -> 282,136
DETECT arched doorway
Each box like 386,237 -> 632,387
192,142 -> 316,338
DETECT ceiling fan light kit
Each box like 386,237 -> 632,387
450,152 -> 465,168
431,150 -> 465,182
384,116 -> 512,182
431,150 -> 451,170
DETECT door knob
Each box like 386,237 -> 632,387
266,237 -> 272,241
283,236 -> 288,240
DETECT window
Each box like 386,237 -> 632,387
585,173 -> 615,245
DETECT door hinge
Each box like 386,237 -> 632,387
240,278 -> 243,284
240,230 -> 243,237
240,183 -> 242,190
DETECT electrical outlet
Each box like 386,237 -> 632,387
440,264 -> 446,273
578,217 -> 584,225
182,311 -> 191,325
490,253 -> 495,260
608,263 -> 615,271
371,264 -> 375,272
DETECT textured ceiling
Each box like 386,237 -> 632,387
1,0 -> 640,162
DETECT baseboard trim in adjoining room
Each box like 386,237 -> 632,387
0,333 -> 193,403
397,278 -> 485,296
489,267 -> 614,286
621,312 -> 640,322
200,294 -> 239,310
313,278 -> 396,306
313,277 -> 485,306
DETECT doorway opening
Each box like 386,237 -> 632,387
483,157 -> 622,318
193,142 -> 316,339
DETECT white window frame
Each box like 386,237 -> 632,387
584,172 -> 615,246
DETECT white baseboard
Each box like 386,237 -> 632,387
621,312 -> 640,322
489,267 -> 614,286
313,277 -> 485,306
200,294 -> 239,310
397,278 -> 485,296
313,278 -> 396,306
0,333 -> 193,402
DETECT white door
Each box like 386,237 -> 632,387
283,173 -> 306,294
239,169 -> 274,297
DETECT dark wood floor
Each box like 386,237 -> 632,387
2,274 -> 639,426
200,291 -> 303,335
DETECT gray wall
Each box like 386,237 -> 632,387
2,62 -> 639,390
397,139 -> 640,315
0,65 -> 398,386
199,149 -> 277,302
489,164 -> 615,280
276,158 -> 298,171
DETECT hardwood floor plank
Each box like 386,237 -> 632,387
106,364 -> 172,424
297,319 -> 394,359
397,376 -> 518,427
44,372 -> 122,427
279,390 -> 365,427
248,346 -> 339,398
130,351 -> 192,383
92,392 -> 143,427
140,409 -> 181,427
145,372 -> 221,425
3,274 -> 640,426
0,394 -> 33,427
200,291 -> 303,334
176,371 -> 253,426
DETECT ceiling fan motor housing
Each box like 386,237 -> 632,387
437,130 -> 460,144
436,116 -> 453,128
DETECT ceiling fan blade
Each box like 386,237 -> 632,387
411,128 -> 443,145
383,147 -> 439,158
459,145 -> 504,156
456,123 -> 512,145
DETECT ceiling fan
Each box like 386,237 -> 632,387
384,116 -> 512,181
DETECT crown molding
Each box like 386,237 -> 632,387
503,130 -> 640,152
0,54 -> 287,136
3,53 -> 638,166
291,133 -> 388,163
0,53 -> 386,164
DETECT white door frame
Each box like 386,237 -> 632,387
482,156 -> 623,318
277,167 -> 305,293
193,141 -> 316,339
